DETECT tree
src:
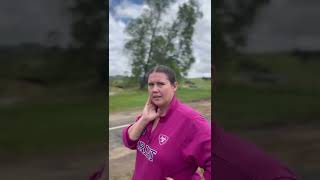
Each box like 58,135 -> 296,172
213,0 -> 270,67
124,0 -> 202,89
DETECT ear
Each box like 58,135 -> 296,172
172,82 -> 178,92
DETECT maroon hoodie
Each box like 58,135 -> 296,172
122,96 -> 211,180
213,121 -> 299,180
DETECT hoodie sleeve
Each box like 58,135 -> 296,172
182,116 -> 212,180
122,115 -> 141,150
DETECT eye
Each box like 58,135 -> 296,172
157,82 -> 165,87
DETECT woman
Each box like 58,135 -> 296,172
122,65 -> 211,180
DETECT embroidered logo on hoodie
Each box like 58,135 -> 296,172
159,134 -> 169,145
137,140 -> 157,162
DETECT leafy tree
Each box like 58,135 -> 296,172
124,0 -> 202,88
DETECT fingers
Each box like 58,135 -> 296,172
156,107 -> 160,116
143,95 -> 152,112
146,95 -> 157,109
145,95 -> 151,106
166,177 -> 174,180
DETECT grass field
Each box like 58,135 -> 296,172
0,78 -> 210,157
109,78 -> 211,112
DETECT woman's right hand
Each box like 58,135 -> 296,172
127,96 -> 160,141
140,95 -> 160,124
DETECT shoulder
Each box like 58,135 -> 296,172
213,126 -> 298,180
176,102 -> 209,125
175,101 -> 205,120
174,102 -> 210,137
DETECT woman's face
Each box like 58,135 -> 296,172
147,72 -> 177,109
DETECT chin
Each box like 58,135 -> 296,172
153,101 -> 163,107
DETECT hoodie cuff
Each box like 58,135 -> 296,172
123,124 -> 139,149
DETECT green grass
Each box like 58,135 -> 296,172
0,97 -> 106,157
109,88 -> 211,112
109,90 -> 148,112
181,78 -> 212,89
177,87 -> 211,101
109,78 -> 211,112
0,78 -> 210,157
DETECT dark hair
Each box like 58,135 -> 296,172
145,65 -> 177,84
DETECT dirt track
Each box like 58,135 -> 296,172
0,100 -> 210,180
2,97 -> 318,180
109,99 -> 320,180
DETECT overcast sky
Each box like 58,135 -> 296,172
109,0 -> 211,77
1,0 -> 319,74
109,0 -> 212,78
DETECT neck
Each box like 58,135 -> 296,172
158,95 -> 174,117
159,106 -> 169,117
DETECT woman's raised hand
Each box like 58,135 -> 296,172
140,95 -> 160,123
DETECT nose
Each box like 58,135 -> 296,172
151,85 -> 160,92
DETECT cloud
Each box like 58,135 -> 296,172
109,0 -> 211,78
189,0 -> 211,78
113,0 -> 145,20
109,13 -> 131,76
161,0 -> 211,77
109,0 -> 148,76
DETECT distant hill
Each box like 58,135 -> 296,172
109,75 -> 130,80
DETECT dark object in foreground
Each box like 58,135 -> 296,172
213,120 -> 299,180
88,165 -> 105,180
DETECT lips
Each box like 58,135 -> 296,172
153,96 -> 162,100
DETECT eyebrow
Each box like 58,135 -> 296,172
148,81 -> 166,84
